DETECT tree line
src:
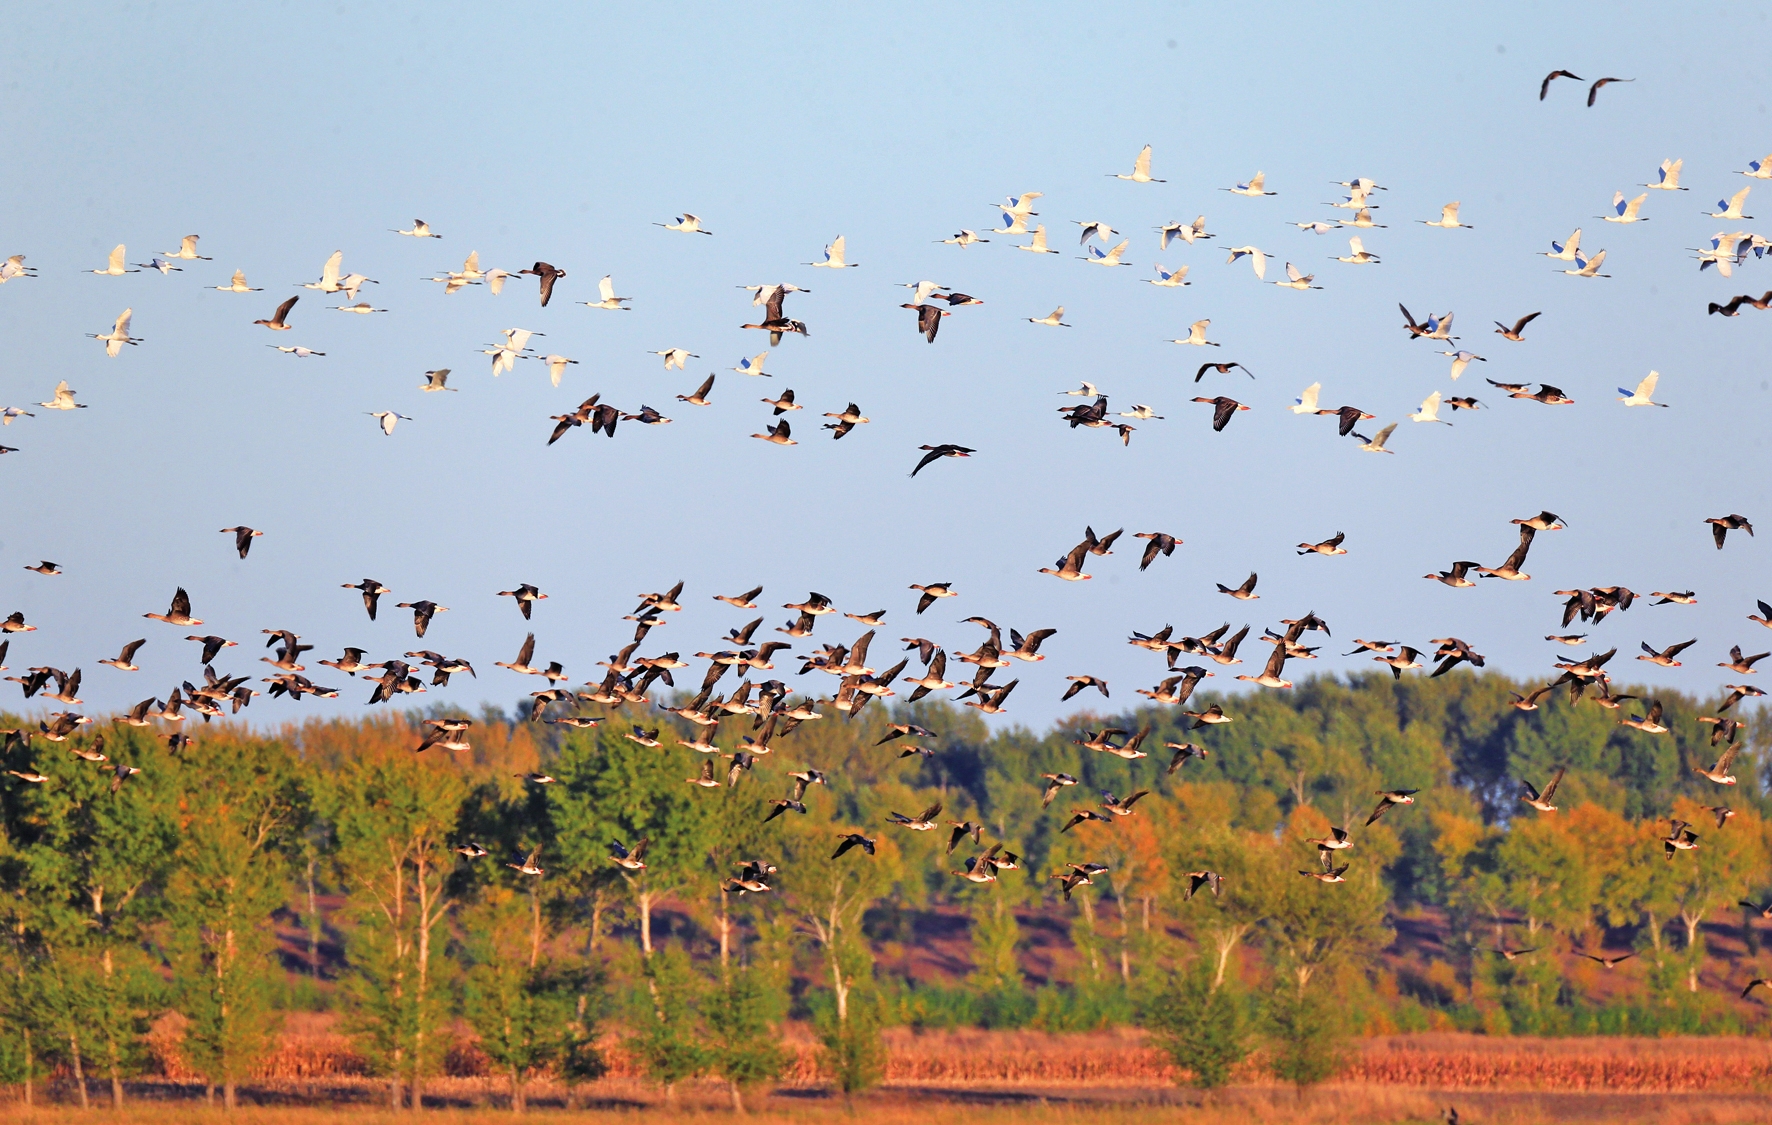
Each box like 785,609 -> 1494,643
0,668 -> 1766,1107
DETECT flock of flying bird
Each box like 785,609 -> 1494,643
3,69 -> 1771,995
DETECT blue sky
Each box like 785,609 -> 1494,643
1,4 -> 1768,729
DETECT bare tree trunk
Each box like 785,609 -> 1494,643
639,888 -> 654,957
101,948 -> 124,1108
511,1064 -> 525,1114
729,1080 -> 745,1113
589,888 -> 605,954
68,1029 -> 89,1110
529,886 -> 542,969
305,856 -> 323,978
1078,894 -> 1101,980
21,1027 -> 31,1107
719,888 -> 731,970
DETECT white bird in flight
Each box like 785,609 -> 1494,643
213,269 -> 262,292
1019,225 -> 1058,254
268,346 -> 324,357
1074,220 -> 1116,245
990,211 -> 1031,235
537,354 -> 578,387
1740,153 -> 1772,179
1273,262 -> 1322,290
1562,250 -> 1609,278
584,275 -> 632,310
485,328 -> 541,375
91,245 -> 138,275
333,302 -> 386,314
1225,246 -> 1269,279
0,255 -> 36,283
808,235 -> 857,268
731,352 -> 770,377
1291,383 -> 1322,414
393,219 -> 441,238
1410,392 -> 1453,424
1333,237 -> 1379,264
86,309 -> 141,357
1644,159 -> 1687,191
38,381 -> 86,411
163,235 -> 210,260
1293,221 -> 1339,235
1081,239 -> 1131,267
1157,217 -> 1212,248
653,348 -> 698,370
939,230 -> 989,247
1225,172 -> 1275,197
1710,188 -> 1754,220
1439,350 -> 1485,380
1355,423 -> 1397,453
368,411 -> 411,435
1543,228 -> 1582,261
1111,145 -> 1163,183
1419,202 -> 1472,229
1059,382 -> 1101,397
420,369 -> 456,392
1146,264 -> 1190,287
1602,192 -> 1649,223
1618,371 -> 1668,407
303,251 -> 345,293
1027,307 -> 1070,327
1168,319 -> 1218,346
135,257 -> 182,274
656,213 -> 712,235
995,193 -> 1042,220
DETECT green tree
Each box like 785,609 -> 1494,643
1144,956 -> 1249,1090
702,965 -> 788,1112
632,947 -> 705,1105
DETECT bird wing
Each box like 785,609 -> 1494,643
1541,766 -> 1565,801
274,295 -> 298,322
1370,423 -> 1395,448
321,250 -> 341,285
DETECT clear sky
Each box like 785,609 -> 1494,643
1,4 -> 1768,730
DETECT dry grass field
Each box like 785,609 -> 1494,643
8,1024 -> 1772,1123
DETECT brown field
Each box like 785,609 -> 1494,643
7,1020 -> 1771,1122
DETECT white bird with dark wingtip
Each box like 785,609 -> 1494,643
1028,307 -> 1070,327
393,219 -> 441,238
1543,229 -> 1582,261
939,229 -> 989,247
1602,192 -> 1649,224
1710,188 -> 1753,220
1168,319 -> 1218,346
1157,216 -> 1212,248
1273,262 -> 1322,290
1618,371 -> 1668,407
1333,237 -> 1380,264
1225,172 -> 1275,197
1644,159 -> 1687,191
653,348 -> 698,370
731,352 -> 770,378
1111,145 -> 1163,183
808,235 -> 857,268
38,381 -> 87,411
1741,153 -> 1772,179
580,274 -> 631,311
367,411 -> 411,436
485,328 -> 541,375
1080,239 -> 1131,267
1225,246 -> 1269,279
420,369 -> 456,393
1420,202 -> 1471,229
656,213 -> 712,235
1355,423 -> 1397,453
1018,225 -> 1058,254
213,269 -> 261,293
91,245 -> 138,275
1562,250 -> 1609,278
87,309 -> 141,357
302,250 -> 346,293
1291,382 -> 1322,414
1410,392 -> 1453,425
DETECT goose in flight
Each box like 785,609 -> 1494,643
1601,192 -> 1649,223
1709,187 -> 1754,220
1705,514 -> 1753,549
1216,572 -> 1258,600
1111,144 -> 1163,182
98,639 -> 146,673
393,219 -> 440,238
1193,396 -> 1248,431
656,213 -> 712,234
1299,532 -> 1347,556
1028,307 -> 1070,327
1169,319 -> 1219,346
1316,404 -> 1374,436
1618,371 -> 1668,406
751,418 -> 795,445
888,802 -> 943,831
419,368 -> 455,392
1399,305 -> 1456,340
1493,312 -> 1541,341
1300,851 -> 1348,884
37,381 -> 87,411
911,444 -> 972,476
1080,239 -> 1131,267
91,244 -> 138,275
1638,638 -> 1696,668
1039,540 -> 1092,582
1419,203 -> 1472,229
808,235 -> 857,268
1539,69 -> 1582,99
1333,237 -> 1379,264
1366,789 -> 1418,826
1508,685 -> 1554,711
1561,250 -> 1609,277
1543,229 -> 1582,261
1487,380 -> 1573,405
676,374 -> 716,405
1157,216 -> 1212,248
1695,746 -> 1739,786
1708,292 -> 1772,316
902,302 -> 950,342
1225,172 -> 1275,197
1273,262 -> 1321,289
938,229 -> 988,247
519,261 -> 565,306
1476,527 -> 1535,580
254,295 -> 298,330
368,411 -> 411,435
1424,561 -> 1479,588
651,347 -> 698,370
87,309 -> 141,356
1146,263 -> 1190,286
583,274 -> 631,310
22,560 -> 59,575
1018,225 -> 1058,254
1225,246 -> 1269,279
302,250 -> 345,293
1236,642 -> 1293,689
1354,424 -> 1396,453
220,526 -> 263,558
144,587 -> 202,627
1587,76 -> 1633,105
1410,392 -> 1452,424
